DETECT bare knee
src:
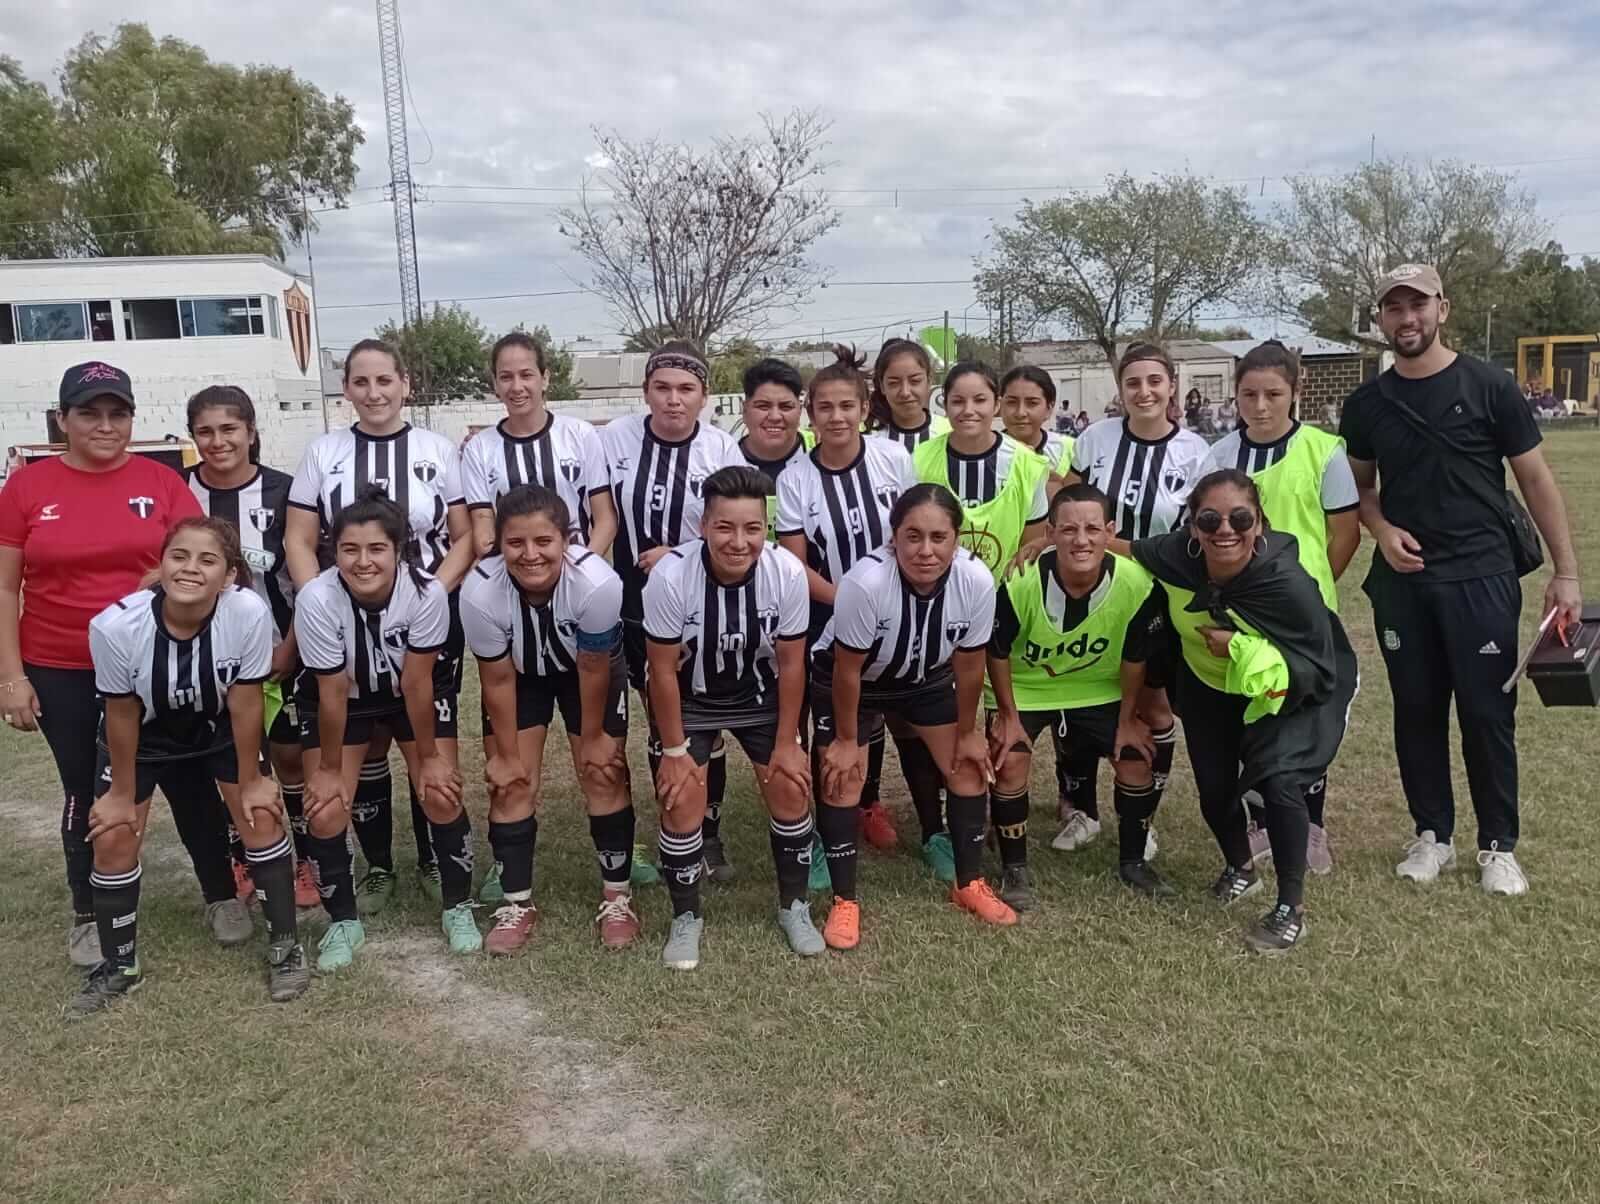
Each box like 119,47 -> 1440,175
308,809 -> 348,840
93,828 -> 140,874
996,751 -> 1031,796
1114,760 -> 1153,790
762,773 -> 808,822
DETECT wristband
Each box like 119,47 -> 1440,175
661,742 -> 691,759
1555,574 -> 1580,581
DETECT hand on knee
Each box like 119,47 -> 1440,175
308,808 -> 348,840
946,767 -> 985,796
996,752 -> 1032,796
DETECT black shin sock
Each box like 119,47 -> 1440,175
409,789 -> 435,869
92,863 -> 141,968
429,812 -> 473,909
861,728 -> 885,808
1304,773 -> 1328,828
946,791 -> 989,887
308,831 -> 357,921
1150,723 -> 1177,799
769,813 -> 815,907
990,788 -> 1029,868
893,733 -> 946,841
351,759 -> 394,872
168,790 -> 237,903
703,746 -> 726,842
246,836 -> 297,942
1114,780 -> 1159,863
1058,742 -> 1101,821
815,803 -> 859,901
589,807 -> 635,889
280,782 -> 310,861
489,816 -> 537,902
658,824 -> 704,918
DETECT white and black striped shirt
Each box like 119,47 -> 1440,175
873,411 -> 948,455
1071,418 -> 1211,540
775,440 -> 916,584
288,424 -> 465,574
1034,429 -> 1075,476
186,465 -> 295,642
598,415 -> 744,621
944,433 -> 1050,516
460,548 -> 623,679
643,540 -> 808,723
460,414 -> 609,541
1201,424 -> 1360,511
90,586 -> 273,759
814,548 -> 996,689
294,565 -> 451,714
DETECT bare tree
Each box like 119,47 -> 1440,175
559,111 -> 838,349
974,174 -> 1267,370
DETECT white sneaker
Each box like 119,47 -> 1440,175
1051,809 -> 1101,852
1477,846 -> 1528,897
1396,830 -> 1456,883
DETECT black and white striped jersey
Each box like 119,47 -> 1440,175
814,548 -> 996,688
598,415 -> 745,621
943,433 -> 1051,515
873,412 -> 950,455
185,465 -> 295,642
460,414 -> 610,541
1033,429 -> 1076,476
90,585 -> 273,759
643,541 -> 808,723
1070,418 -> 1211,540
288,424 -> 465,574
775,440 -> 916,584
460,548 -> 623,679
1202,424 -> 1359,510
293,565 -> 452,714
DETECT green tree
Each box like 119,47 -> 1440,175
623,325 -> 675,353
955,333 -> 1019,371
0,24 -> 361,260
975,174 -> 1268,370
1490,242 -> 1600,353
378,305 -> 491,403
518,324 -> 580,402
709,337 -> 769,394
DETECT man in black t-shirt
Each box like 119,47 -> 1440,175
1340,263 -> 1582,899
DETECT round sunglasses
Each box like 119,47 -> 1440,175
1193,507 -> 1258,535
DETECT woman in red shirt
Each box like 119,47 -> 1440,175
0,361 -> 231,968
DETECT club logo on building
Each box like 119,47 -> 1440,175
413,460 -> 438,484
283,283 -> 313,375
248,508 -> 275,533
559,458 -> 582,485
215,657 -> 242,687
127,495 -> 156,518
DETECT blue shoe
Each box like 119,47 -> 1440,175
316,919 -> 367,972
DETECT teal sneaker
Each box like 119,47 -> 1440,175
662,913 -> 704,971
479,861 -> 505,906
65,960 -> 143,1019
807,834 -> 831,892
630,844 -> 661,887
316,919 -> 366,972
355,867 -> 396,915
777,899 -> 825,957
441,902 -> 483,955
417,862 -> 443,904
922,833 -> 956,884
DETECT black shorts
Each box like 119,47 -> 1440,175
1142,630 -> 1176,693
809,657 -> 957,747
298,696 -> 461,751
648,721 -> 777,768
95,744 -> 239,803
999,702 -> 1140,763
267,691 -> 299,746
439,590 -> 467,695
622,620 -> 648,693
483,652 -> 629,739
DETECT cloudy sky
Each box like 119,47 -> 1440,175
5,1 -> 1600,355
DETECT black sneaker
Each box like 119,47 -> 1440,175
65,960 -> 143,1020
702,837 -> 736,884
999,864 -> 1036,911
1209,864 -> 1262,905
267,938 -> 310,1003
1244,903 -> 1308,955
1119,860 -> 1177,900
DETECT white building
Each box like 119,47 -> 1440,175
0,255 -> 327,468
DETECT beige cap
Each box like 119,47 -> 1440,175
1376,263 -> 1444,302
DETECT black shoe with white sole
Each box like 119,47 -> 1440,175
1119,860 -> 1177,900
1244,903 -> 1307,955
702,837 -> 735,884
1209,864 -> 1262,905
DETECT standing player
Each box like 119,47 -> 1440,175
643,467 -> 813,970
813,485 -> 1003,949
284,338 -> 475,911
986,485 -> 1168,909
293,489 -> 469,970
999,364 -> 1075,494
1201,341 -> 1361,872
185,386 -> 317,909
72,518 -> 307,1015
867,338 -> 949,453
460,486 -> 638,955
461,330 -> 615,556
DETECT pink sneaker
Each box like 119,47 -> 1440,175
1306,824 -> 1334,876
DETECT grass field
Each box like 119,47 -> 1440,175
5,431 -> 1600,1203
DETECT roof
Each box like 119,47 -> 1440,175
1207,336 -> 1368,358
1017,338 -> 1238,367
0,254 -> 304,277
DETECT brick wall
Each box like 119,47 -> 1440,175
1299,356 -> 1374,425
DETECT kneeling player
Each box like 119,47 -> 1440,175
986,484 -> 1169,905
643,467 -> 812,971
461,486 -> 638,955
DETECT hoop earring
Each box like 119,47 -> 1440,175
1254,535 -> 1267,555
1187,537 -> 1201,558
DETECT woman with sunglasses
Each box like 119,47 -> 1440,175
1130,469 -> 1356,954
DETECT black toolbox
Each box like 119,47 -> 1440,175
1526,603 -> 1600,707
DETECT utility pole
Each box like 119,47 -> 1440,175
375,0 -> 428,426
1486,304 -> 1497,361
942,309 -> 950,370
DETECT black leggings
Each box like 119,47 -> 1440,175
1175,660 -> 1309,910
26,664 -> 101,916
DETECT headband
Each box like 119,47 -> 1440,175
645,350 -> 709,386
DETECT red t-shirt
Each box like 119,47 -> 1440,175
0,455 -> 203,669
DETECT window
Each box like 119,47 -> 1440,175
181,297 -> 265,337
1192,374 -> 1225,403
267,295 -> 281,339
12,302 -> 88,343
124,299 -> 182,341
88,300 -> 115,342
0,306 -> 14,345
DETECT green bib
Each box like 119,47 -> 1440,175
996,552 -> 1156,711
1248,425 -> 1344,611
913,433 -> 1048,574
1163,582 -> 1268,694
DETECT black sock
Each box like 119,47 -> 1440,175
658,824 -> 704,918
1057,741 -> 1101,821
1114,780 -> 1159,863
703,745 -> 726,842
990,788 -> 1029,867
168,788 -> 237,903
815,803 -> 858,901
769,813 -> 814,907
946,792 -> 988,887
861,727 -> 885,808
309,831 -> 357,921
351,759 -> 394,872
893,733 -> 945,841
646,732 -> 664,798
246,836 -> 297,942
489,816 -> 536,902
63,790 -> 95,916
409,788 -> 435,869
281,782 -> 310,860
1150,723 -> 1177,799
589,807 -> 635,889
429,812 -> 473,909
1305,773 -> 1328,828
91,863 -> 141,969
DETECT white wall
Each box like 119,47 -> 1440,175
1040,355 -> 1237,417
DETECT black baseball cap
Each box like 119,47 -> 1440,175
59,361 -> 136,413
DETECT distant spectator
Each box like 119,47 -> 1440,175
1073,410 -> 1091,434
1184,387 -> 1203,429
1103,400 -> 1121,418
1216,398 -> 1237,433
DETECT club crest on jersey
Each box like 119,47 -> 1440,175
248,507 -> 275,533
127,496 -> 156,519
1162,468 -> 1187,493
413,461 -> 438,484
757,608 -> 780,640
875,485 -> 900,510
382,625 -> 409,654
559,457 -> 582,485
688,473 -> 706,499
215,657 -> 242,686
557,618 -> 578,639
945,620 -> 971,645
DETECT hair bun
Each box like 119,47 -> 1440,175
830,343 -> 867,371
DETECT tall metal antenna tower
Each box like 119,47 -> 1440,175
375,0 -> 427,422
